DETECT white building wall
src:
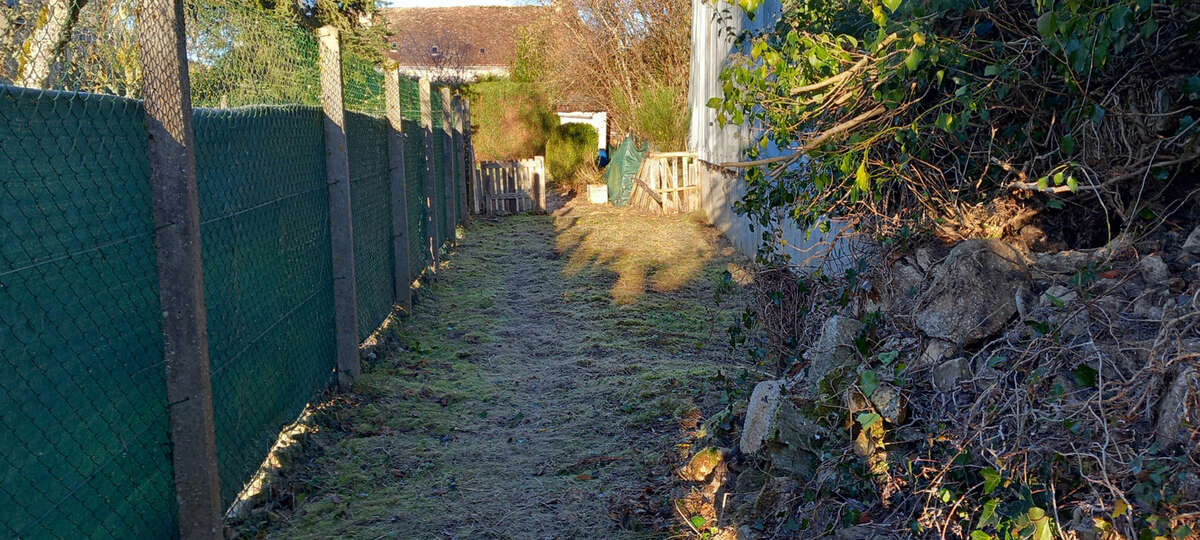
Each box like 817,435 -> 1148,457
688,0 -> 854,272
556,111 -> 608,150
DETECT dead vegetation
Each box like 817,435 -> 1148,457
675,214 -> 1200,539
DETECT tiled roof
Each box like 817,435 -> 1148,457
378,6 -> 549,68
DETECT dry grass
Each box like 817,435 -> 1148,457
556,198 -> 718,304
227,197 -> 757,539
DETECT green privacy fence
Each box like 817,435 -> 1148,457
0,35 -> 472,540
0,86 -> 177,539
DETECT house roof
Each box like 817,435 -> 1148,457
378,6 -> 549,68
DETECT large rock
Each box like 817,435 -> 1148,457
803,316 -> 864,387
767,399 -> 844,476
915,239 -> 1031,345
1156,367 -> 1198,449
1182,226 -> 1200,255
1138,254 -> 1170,283
740,380 -> 785,454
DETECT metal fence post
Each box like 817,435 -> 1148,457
317,26 -> 360,390
137,0 -> 222,537
439,87 -> 456,240
419,77 -> 440,276
383,66 -> 412,312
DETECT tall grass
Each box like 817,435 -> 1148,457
467,80 -> 557,161
612,79 -> 690,152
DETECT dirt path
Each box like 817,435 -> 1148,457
239,200 -> 752,539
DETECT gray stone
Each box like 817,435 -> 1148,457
869,383 -> 905,424
915,248 -> 934,272
1156,367 -> 1197,449
933,357 -> 968,391
879,263 -> 926,316
915,239 -> 1030,345
1041,284 -> 1079,307
1035,250 -> 1090,274
767,399 -> 843,476
681,447 -> 725,482
739,380 -> 784,454
1183,225 -> 1200,255
803,316 -> 864,387
918,339 -> 956,368
1139,254 -> 1170,283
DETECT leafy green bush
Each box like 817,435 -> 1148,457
467,80 -> 557,161
713,0 -> 1198,252
546,123 -> 599,190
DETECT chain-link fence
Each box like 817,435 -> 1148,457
1,0 -> 472,535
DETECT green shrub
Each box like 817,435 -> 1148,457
467,80 -> 557,161
546,123 -> 599,190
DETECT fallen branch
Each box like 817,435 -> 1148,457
719,105 -> 888,169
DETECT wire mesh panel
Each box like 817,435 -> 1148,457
192,106 -> 337,506
0,86 -> 177,537
343,52 -> 385,117
346,111 -> 393,338
400,79 -> 429,280
186,0 -> 320,108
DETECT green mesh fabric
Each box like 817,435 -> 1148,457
0,86 -> 176,538
192,106 -> 337,507
343,53 -> 385,117
401,79 -> 429,280
1,71 -> 468,536
346,111 -> 394,337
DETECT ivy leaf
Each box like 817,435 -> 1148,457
1053,171 -> 1065,186
877,350 -> 899,365
1029,507 -> 1052,540
981,468 -> 1001,494
1037,176 -> 1049,190
1036,11 -> 1057,39
904,48 -> 924,71
1066,176 -> 1079,192
705,97 -> 722,109
978,498 -> 1000,527
856,161 -> 871,192
882,0 -> 901,13
860,370 -> 879,397
1061,134 -> 1075,155
970,531 -> 994,540
690,515 -> 707,528
1072,364 -> 1098,388
1112,498 -> 1128,518
855,412 -> 882,429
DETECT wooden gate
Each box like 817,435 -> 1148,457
473,156 -> 546,215
628,152 -> 700,214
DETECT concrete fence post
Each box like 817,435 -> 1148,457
419,77 -> 440,276
317,26 -> 360,390
383,65 -> 412,312
452,95 -> 468,221
137,0 -> 223,537
439,87 -> 456,241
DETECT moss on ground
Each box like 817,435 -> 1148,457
231,198 -> 754,539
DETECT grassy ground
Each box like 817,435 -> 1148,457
233,197 -> 755,539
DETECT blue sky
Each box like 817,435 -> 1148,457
384,0 -> 541,6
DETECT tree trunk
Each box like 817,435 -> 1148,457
17,0 -> 89,89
